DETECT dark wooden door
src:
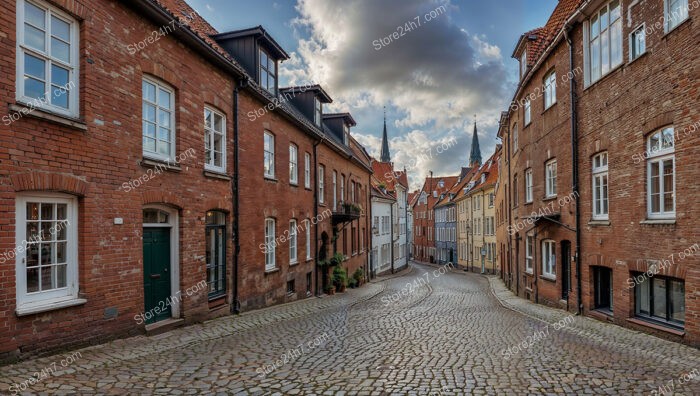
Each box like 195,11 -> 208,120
143,228 -> 171,324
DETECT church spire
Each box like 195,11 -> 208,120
380,106 -> 391,162
469,116 -> 482,168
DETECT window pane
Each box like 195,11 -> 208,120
51,16 -> 70,42
601,27 -> 609,74
27,267 -> 39,293
669,280 -> 685,323
41,203 -> 54,220
157,109 -> 171,128
652,277 -> 667,320
52,84 -> 69,108
24,53 -> 46,80
51,64 -> 69,87
158,126 -> 170,141
214,113 -> 224,132
591,37 -> 600,80
610,20 -> 622,66
158,89 -> 171,109
51,37 -> 70,63
56,264 -> 67,288
143,81 -> 156,102
663,160 -> 674,212
40,265 -> 53,290
636,278 -> 650,315
25,2 -> 46,28
602,175 -> 609,214
650,162 -> 661,213
143,137 -> 156,153
25,24 -> 46,51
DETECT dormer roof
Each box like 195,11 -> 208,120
324,113 -> 357,127
212,25 -> 289,60
280,85 -> 333,103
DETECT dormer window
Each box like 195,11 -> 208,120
314,97 -> 322,126
259,48 -> 276,94
343,124 -> 349,145
520,49 -> 527,78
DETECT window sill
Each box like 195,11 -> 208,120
542,196 -> 557,202
305,258 -> 313,263
16,297 -> 87,317
627,318 -> 684,336
140,157 -> 182,172
542,102 -> 557,114
290,261 -> 299,266
628,51 -> 648,65
584,63 -> 624,91
264,176 -> 278,183
203,170 -> 231,181
662,17 -> 691,40
264,268 -> 279,275
524,270 -> 534,276
539,275 -> 556,283
9,103 -> 87,131
640,219 -> 676,225
290,182 -> 299,187
588,220 -> 611,227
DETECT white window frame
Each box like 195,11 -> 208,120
584,0 -> 622,85
332,171 -> 337,210
264,131 -> 275,179
629,24 -> 646,61
520,49 -> 527,79
524,99 -> 531,126
546,160 -> 557,198
512,124 -> 518,152
318,165 -> 325,204
204,107 -> 226,173
305,219 -> 311,260
592,152 -> 609,220
647,127 -> 676,219
525,168 -> 533,203
16,0 -> 80,117
340,175 -> 345,202
289,219 -> 298,264
544,71 -> 557,109
265,218 -> 276,271
343,123 -> 350,145
542,240 -> 556,279
142,76 -> 176,161
665,0 -> 689,33
15,193 -> 80,313
314,97 -> 322,126
289,144 -> 298,185
304,152 -> 311,188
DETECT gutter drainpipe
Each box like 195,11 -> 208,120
565,26 -> 583,315
232,78 -> 248,314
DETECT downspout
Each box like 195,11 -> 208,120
231,77 -> 248,314
313,138 -> 321,295
481,191 -> 486,274
506,115 -> 516,295
565,25 -> 583,315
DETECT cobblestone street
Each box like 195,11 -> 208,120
1,262 -> 699,395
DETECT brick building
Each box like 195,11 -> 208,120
411,175 -> 458,263
0,0 -> 372,361
498,0 -> 700,346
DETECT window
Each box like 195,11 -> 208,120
340,175 -> 345,202
286,280 -> 295,295
314,97 -> 322,126
206,211 -> 226,299
546,160 -> 557,198
647,128 -> 675,219
542,240 -> 556,279
15,194 -> 78,311
318,165 -> 325,204
143,77 -> 175,160
289,144 -> 298,185
350,182 -> 355,203
635,275 -> 684,327
264,132 -> 275,178
343,124 -> 350,145
264,218 -> 276,271
544,71 -> 557,109
524,99 -> 531,126
525,169 -> 533,203
630,25 -> 646,61
289,220 -> 298,264
665,0 -> 689,32
304,153 -> 311,188
587,1 -> 622,84
332,171 -> 337,210
204,107 -> 226,172
17,0 -> 79,116
525,236 -> 533,274
593,267 -> 613,312
259,48 -> 276,94
513,175 -> 519,206
520,49 -> 527,78
592,152 -> 609,220
305,219 -> 311,260
512,124 -> 518,152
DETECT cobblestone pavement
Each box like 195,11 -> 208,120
1,262 -> 699,395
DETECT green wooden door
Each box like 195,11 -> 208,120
143,228 -> 171,324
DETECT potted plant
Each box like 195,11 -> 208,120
332,266 -> 347,293
348,278 -> 358,289
324,285 -> 335,295
352,268 -> 365,286
330,252 -> 345,266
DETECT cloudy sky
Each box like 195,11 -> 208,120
187,0 -> 557,190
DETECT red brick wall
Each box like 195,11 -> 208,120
0,0 -> 238,360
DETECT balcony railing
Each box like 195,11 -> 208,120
332,201 -> 362,224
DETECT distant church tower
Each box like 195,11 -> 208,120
380,107 -> 391,163
469,117 -> 482,168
